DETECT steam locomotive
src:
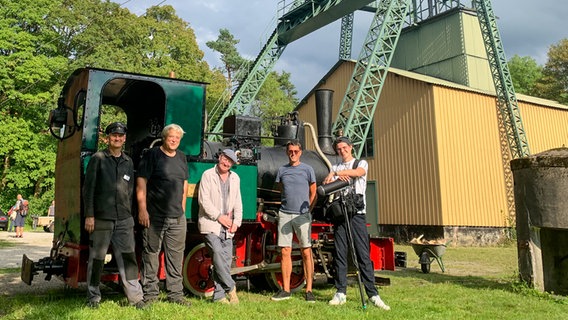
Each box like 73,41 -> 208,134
21,67 -> 394,296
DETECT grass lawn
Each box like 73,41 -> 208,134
0,243 -> 566,320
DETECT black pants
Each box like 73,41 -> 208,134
333,214 -> 378,298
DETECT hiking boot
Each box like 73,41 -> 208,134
214,297 -> 230,304
134,300 -> 147,310
370,295 -> 390,311
143,296 -> 159,305
305,291 -> 316,303
168,298 -> 192,307
328,292 -> 346,305
271,290 -> 291,301
228,287 -> 239,304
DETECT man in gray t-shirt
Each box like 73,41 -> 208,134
271,141 -> 317,303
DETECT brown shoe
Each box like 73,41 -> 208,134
228,287 -> 239,304
215,297 -> 230,304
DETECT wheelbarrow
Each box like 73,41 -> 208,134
411,242 -> 447,274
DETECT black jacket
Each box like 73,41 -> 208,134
83,149 -> 134,220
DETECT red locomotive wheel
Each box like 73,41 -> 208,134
267,250 -> 306,293
182,243 -> 214,297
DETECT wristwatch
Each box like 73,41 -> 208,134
333,171 -> 338,177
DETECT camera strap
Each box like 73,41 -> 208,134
351,159 -> 360,193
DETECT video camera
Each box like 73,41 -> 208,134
317,179 -> 351,197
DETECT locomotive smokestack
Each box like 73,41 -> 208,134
315,89 -> 335,154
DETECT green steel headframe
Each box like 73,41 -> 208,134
209,0 -> 529,161
473,0 -> 530,158
209,0 -> 375,136
339,12 -> 354,59
332,0 -> 411,158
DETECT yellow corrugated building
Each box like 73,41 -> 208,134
292,8 -> 567,244
296,61 -> 568,243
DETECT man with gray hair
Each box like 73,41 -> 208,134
198,149 -> 243,304
137,123 -> 190,306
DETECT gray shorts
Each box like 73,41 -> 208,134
277,211 -> 312,248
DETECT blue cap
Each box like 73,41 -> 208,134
221,149 -> 238,164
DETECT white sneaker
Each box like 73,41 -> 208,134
328,292 -> 346,305
370,295 -> 390,310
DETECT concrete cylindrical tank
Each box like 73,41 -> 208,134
511,147 -> 568,295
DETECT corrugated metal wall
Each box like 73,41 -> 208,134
519,101 -> 568,153
433,87 -> 509,227
391,9 -> 494,92
373,74 -> 442,226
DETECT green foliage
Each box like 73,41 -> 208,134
507,55 -> 543,96
535,38 -> 568,105
0,117 -> 56,212
254,71 -> 298,139
0,0 -> 225,215
206,28 -> 249,86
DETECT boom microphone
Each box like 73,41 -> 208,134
317,179 -> 350,197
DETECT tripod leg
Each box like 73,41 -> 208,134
341,200 -> 367,309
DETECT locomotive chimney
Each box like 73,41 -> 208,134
315,89 -> 335,154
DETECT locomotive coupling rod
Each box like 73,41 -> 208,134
230,260 -> 302,275
230,261 -> 269,275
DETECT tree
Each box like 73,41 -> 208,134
254,71 -> 298,138
206,29 -> 249,90
534,38 -> 568,105
0,0 -> 226,213
0,117 -> 55,212
0,0 -> 68,122
507,55 -> 543,96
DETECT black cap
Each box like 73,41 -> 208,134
333,136 -> 353,154
105,122 -> 127,135
335,136 -> 352,146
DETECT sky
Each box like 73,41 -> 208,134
122,0 -> 567,99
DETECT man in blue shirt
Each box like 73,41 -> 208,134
271,141 -> 317,303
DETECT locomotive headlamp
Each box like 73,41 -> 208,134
48,97 -> 75,140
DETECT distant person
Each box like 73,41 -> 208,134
271,141 -> 317,303
137,124 -> 190,306
7,206 -> 16,232
82,122 -> 145,309
198,149 -> 242,304
13,194 -> 27,238
322,136 -> 390,310
48,200 -> 55,216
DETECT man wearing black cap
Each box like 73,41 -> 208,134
322,136 -> 390,310
198,149 -> 242,304
83,122 -> 145,309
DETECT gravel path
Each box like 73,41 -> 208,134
0,230 -> 54,269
